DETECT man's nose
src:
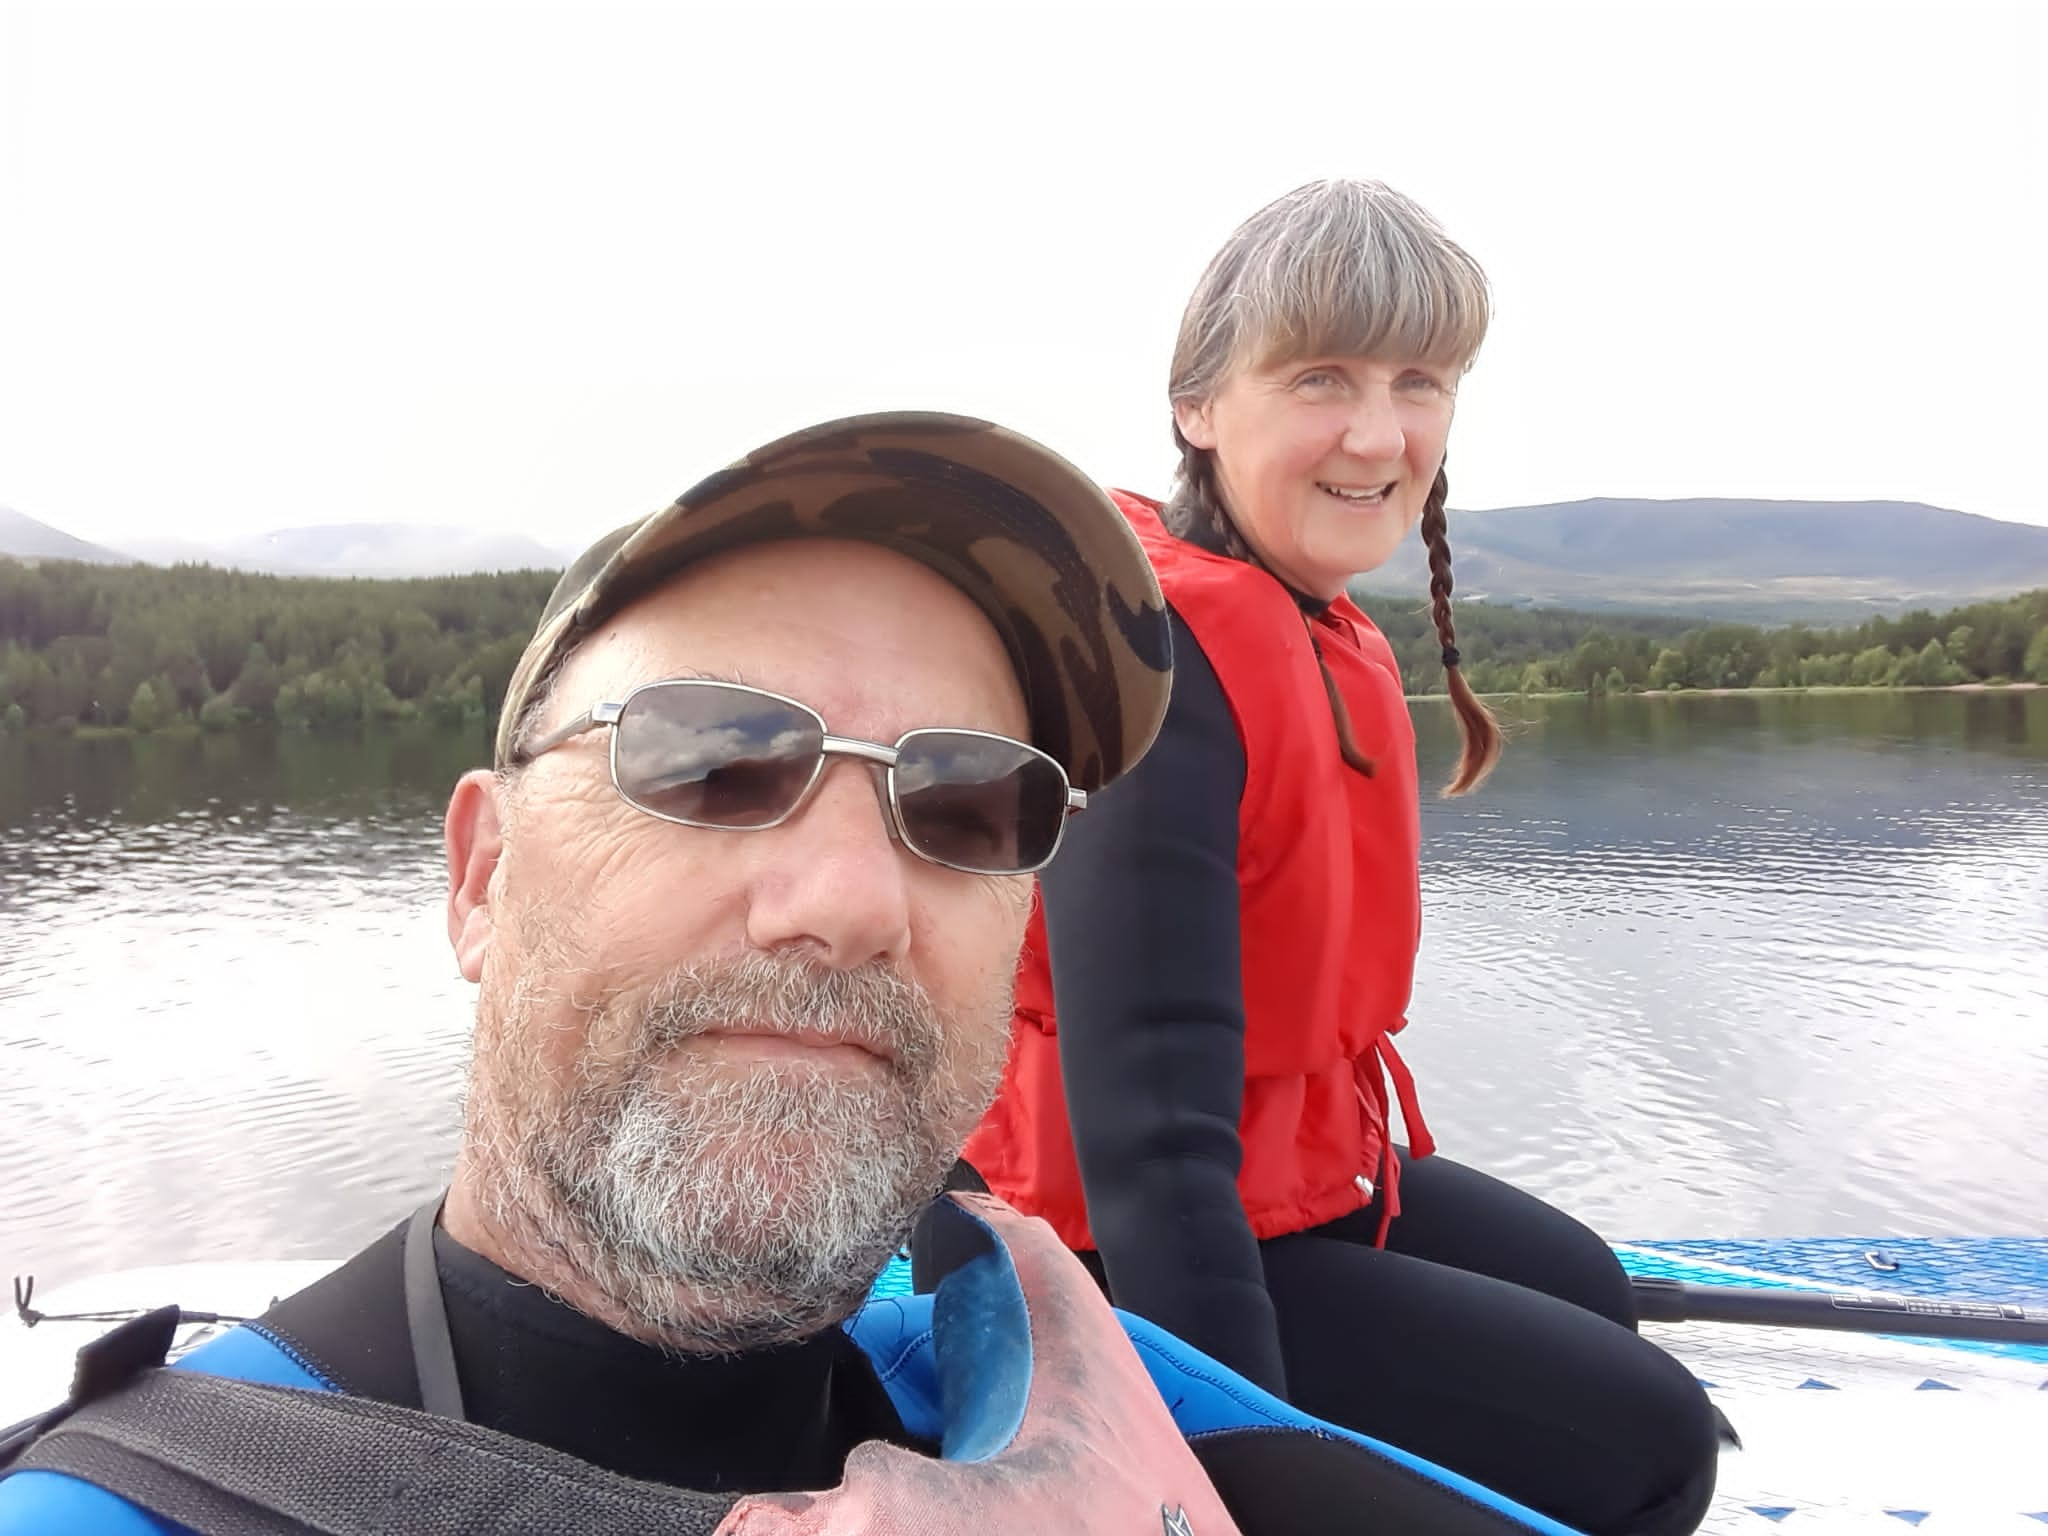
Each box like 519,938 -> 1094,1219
740,759 -> 913,969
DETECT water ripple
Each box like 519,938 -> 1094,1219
4,701 -> 2045,1282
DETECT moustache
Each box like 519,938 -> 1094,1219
625,953 -> 945,1077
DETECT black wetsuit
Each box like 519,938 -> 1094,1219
913,611 -> 1720,1536
263,1216 -> 921,1493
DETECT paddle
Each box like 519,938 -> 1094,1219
1631,1275 -> 2048,1344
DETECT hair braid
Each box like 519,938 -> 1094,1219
1419,465 -> 1500,796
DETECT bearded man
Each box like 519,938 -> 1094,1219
2,415 -> 1581,1536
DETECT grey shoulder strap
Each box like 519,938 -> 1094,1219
404,1195 -> 466,1420
17,1368 -> 741,1536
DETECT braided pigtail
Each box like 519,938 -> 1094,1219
1419,464 -> 1500,795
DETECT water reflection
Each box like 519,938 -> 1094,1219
0,727 -> 488,1283
1,695 -> 2044,1285
1404,692 -> 2048,1241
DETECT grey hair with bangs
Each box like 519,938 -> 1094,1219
1165,179 -> 1502,796
1169,179 -> 1491,411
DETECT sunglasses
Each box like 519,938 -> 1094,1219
516,678 -> 1086,876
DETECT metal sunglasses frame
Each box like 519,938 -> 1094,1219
517,677 -> 1087,876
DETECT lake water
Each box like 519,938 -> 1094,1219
3,691 -> 2045,1288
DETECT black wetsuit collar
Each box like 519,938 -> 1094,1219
258,1213 -> 920,1495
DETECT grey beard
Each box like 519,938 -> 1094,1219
471,951 -> 1007,1353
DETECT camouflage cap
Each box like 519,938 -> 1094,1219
495,411 -> 1173,793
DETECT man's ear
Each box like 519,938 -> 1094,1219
446,769 -> 507,983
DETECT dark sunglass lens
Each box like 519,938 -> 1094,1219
613,684 -> 821,827
894,733 -> 1067,873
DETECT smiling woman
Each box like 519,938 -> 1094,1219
939,180 -> 1724,1536
1175,354 -> 1461,604
1161,178 -> 1498,794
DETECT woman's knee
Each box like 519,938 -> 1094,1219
1263,1234 -> 1717,1536
1384,1153 -> 1640,1329
1604,1348 -> 1721,1536
1516,1199 -> 1638,1330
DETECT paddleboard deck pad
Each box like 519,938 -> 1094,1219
1618,1238 -> 2048,1532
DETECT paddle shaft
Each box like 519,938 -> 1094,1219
1632,1275 -> 2048,1344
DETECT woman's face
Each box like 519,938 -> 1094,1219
1175,353 -> 1460,600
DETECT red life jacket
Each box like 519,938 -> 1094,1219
965,490 -> 1435,1250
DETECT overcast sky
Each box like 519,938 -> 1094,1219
2,0 -> 2042,553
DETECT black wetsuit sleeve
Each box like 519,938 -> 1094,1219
1038,610 -> 1288,1397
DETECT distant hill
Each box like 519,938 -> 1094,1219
118,535 -> 268,569
208,523 -> 570,578
2,513 -> 571,579
1359,499 -> 2048,622
0,506 -> 132,565
10,498 -> 2048,615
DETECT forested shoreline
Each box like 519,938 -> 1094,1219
1354,586 -> 2048,697
1,557 -> 2044,736
0,560 -> 556,735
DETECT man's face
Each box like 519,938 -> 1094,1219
446,538 -> 1033,1350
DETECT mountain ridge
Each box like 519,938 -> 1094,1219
1357,497 -> 2048,620
6,498 -> 2046,618
0,507 -> 133,565
0,509 -> 571,579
